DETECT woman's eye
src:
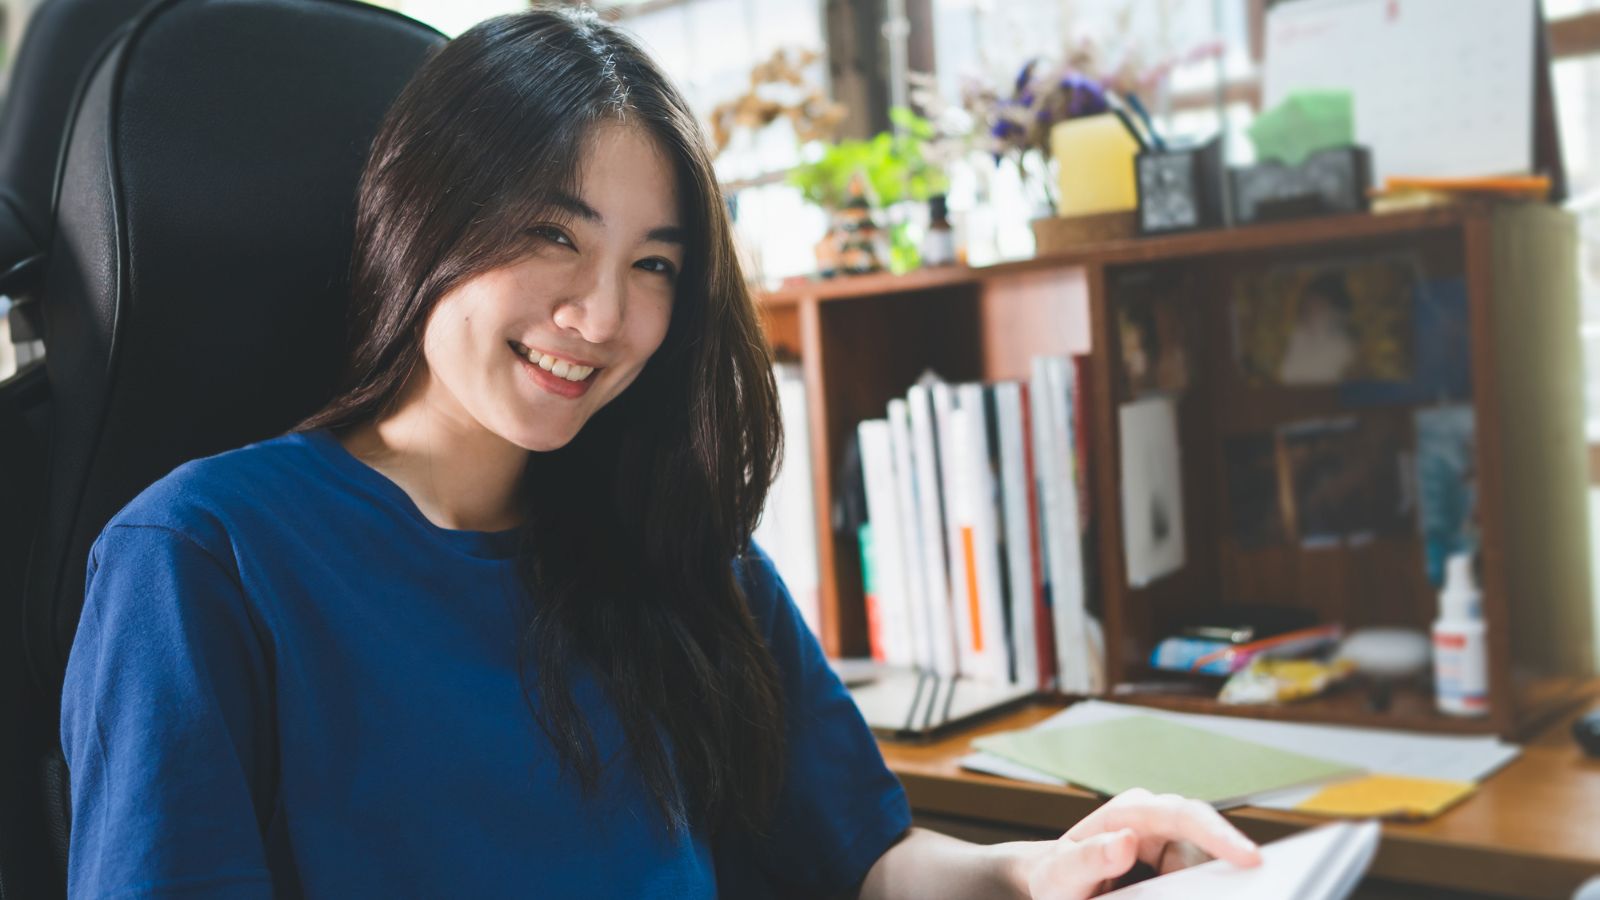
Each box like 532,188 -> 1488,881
636,257 -> 678,279
528,225 -> 574,249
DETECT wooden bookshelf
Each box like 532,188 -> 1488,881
757,204 -> 1597,738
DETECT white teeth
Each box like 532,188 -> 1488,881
517,344 -> 594,382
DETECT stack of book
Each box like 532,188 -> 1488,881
856,356 -> 1104,694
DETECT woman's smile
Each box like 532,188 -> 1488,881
512,340 -> 598,399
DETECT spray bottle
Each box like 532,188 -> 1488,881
1432,552 -> 1488,717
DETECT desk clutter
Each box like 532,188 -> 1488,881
962,700 -> 1514,821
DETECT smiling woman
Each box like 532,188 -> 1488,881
399,123 -> 682,451
56,6 -> 1256,900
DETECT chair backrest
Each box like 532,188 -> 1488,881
2,1 -> 442,894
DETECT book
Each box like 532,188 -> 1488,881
1118,396 -> 1185,586
887,399 -> 936,672
857,418 -> 914,667
1032,356 -> 1094,693
973,715 -> 1359,806
754,362 -> 821,635
994,381 -> 1044,690
951,383 -> 1010,684
906,381 -> 959,677
930,380 -> 978,678
1098,820 -> 1380,900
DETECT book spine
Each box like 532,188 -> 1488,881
932,381 -> 976,678
859,522 -> 886,663
1040,356 -> 1091,693
888,399 -> 935,672
1018,381 -> 1056,690
907,384 -> 959,677
858,418 -> 911,666
995,382 -> 1039,690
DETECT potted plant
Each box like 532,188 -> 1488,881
787,107 -> 950,276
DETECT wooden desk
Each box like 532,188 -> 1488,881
879,698 -> 1600,899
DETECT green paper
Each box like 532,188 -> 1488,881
1247,90 -> 1354,167
973,715 -> 1359,804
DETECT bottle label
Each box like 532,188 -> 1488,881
1433,628 -> 1489,715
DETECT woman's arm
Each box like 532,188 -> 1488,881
858,789 -> 1263,900
61,523 -> 275,898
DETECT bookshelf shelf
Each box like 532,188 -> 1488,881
760,208 -> 1473,307
757,203 -> 1596,738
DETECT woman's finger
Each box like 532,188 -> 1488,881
1065,791 -> 1262,869
1154,839 -> 1212,875
1027,829 -> 1141,900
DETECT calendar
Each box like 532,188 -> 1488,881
1263,0 -> 1538,184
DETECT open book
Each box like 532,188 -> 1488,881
1100,821 -> 1380,900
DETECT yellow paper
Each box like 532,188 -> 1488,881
1050,114 -> 1139,216
1294,774 -> 1476,820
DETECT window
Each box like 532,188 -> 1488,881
616,0 -> 831,284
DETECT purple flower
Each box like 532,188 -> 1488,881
1013,59 -> 1038,96
1059,73 -> 1108,118
990,119 -> 1024,141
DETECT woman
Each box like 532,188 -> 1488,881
60,8 -> 1260,898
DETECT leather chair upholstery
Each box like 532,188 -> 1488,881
0,2 -> 443,894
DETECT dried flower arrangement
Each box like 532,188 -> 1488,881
948,2 -> 1225,212
708,48 -> 847,155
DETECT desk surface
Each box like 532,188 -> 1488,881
878,697 -> 1600,899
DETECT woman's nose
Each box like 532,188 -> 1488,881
552,266 -> 624,344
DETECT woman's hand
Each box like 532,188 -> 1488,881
1013,788 -> 1263,899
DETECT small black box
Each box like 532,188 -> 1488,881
1135,136 -> 1227,235
1230,145 -> 1372,225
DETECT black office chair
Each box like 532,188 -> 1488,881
0,1 -> 442,895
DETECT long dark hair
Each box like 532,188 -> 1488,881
294,7 -> 786,836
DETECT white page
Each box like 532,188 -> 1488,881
1097,821 -> 1380,900
1262,0 -> 1536,184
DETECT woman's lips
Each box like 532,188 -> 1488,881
514,343 -> 596,399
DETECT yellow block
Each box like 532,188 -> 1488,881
1293,774 -> 1477,821
1050,114 -> 1140,217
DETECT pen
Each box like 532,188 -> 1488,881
1110,106 -> 1151,152
1125,92 -> 1166,151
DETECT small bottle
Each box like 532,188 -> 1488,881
1432,552 -> 1488,717
920,194 -> 956,267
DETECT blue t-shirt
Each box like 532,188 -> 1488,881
60,428 -> 910,898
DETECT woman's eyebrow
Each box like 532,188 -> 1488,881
647,225 -> 685,245
552,191 -> 683,245
551,191 -> 602,223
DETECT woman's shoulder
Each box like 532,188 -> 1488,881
99,430 -> 324,557
733,541 -> 796,634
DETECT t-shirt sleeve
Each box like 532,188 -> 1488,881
60,523 -> 276,899
732,544 -> 912,896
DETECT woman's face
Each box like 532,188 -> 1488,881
417,124 -> 683,452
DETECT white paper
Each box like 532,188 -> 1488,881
1098,820 -> 1380,900
1119,398 -> 1185,587
1262,0 -> 1536,184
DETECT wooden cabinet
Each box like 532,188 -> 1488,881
758,205 -> 1595,736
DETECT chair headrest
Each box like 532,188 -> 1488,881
28,0 -> 443,687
